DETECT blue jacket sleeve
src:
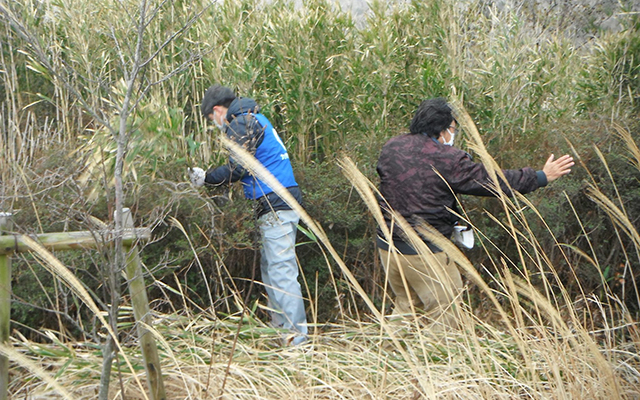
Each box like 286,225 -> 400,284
204,113 -> 265,186
204,163 -> 245,185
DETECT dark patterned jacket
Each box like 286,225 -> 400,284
376,133 -> 547,254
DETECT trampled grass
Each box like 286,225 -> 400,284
8,302 -> 640,399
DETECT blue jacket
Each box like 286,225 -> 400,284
204,97 -> 302,216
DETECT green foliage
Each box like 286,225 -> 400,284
75,90 -> 193,201
3,0 -> 640,336
577,21 -> 640,117
296,162 -> 378,319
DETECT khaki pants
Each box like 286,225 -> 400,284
378,248 -> 463,327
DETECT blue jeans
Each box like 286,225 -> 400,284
258,209 -> 308,345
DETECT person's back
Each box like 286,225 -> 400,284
378,132 -> 466,239
378,130 -> 543,240
376,97 -> 574,327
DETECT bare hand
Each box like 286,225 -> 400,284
542,154 -> 574,183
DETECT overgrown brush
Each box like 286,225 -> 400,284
8,138 -> 640,397
1,0 -> 640,397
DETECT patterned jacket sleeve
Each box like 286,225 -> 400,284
447,151 -> 544,196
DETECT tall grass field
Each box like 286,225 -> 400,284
1,0 -> 639,398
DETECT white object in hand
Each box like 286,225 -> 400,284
452,225 -> 474,249
189,167 -> 205,187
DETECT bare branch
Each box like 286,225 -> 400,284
140,3 -> 212,68
110,26 -> 130,83
132,51 -> 205,110
145,0 -> 172,30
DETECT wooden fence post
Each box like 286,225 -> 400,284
0,209 -> 160,398
0,213 -> 12,400
121,209 -> 166,400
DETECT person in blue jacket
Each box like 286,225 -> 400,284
189,84 -> 307,346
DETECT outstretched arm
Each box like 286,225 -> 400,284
542,154 -> 574,183
188,165 -> 244,187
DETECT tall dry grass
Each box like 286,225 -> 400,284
1,0 -> 640,398
8,124 -> 640,399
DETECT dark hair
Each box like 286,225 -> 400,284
409,97 -> 454,138
201,84 -> 236,116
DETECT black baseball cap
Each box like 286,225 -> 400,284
201,85 -> 236,116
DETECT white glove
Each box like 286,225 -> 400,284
188,167 -> 205,187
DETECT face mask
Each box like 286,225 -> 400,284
444,130 -> 455,146
211,109 -> 224,130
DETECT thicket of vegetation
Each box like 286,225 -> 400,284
1,0 -> 640,398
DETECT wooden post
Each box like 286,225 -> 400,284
121,209 -> 166,400
0,213 -> 12,400
0,209 -> 160,399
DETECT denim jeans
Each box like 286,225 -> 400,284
258,209 -> 308,345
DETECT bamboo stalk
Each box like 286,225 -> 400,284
0,228 -> 151,255
0,213 -> 12,400
122,209 -> 166,400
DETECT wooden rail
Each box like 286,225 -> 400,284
0,228 -> 151,255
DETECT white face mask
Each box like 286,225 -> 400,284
444,129 -> 455,146
211,109 -> 224,130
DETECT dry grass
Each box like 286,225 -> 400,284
4,127 -> 640,399
2,0 -> 640,399
6,129 -> 640,398
8,305 -> 640,399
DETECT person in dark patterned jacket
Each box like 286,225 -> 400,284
376,97 -> 574,327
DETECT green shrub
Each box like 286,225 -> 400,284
3,0 -> 640,335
